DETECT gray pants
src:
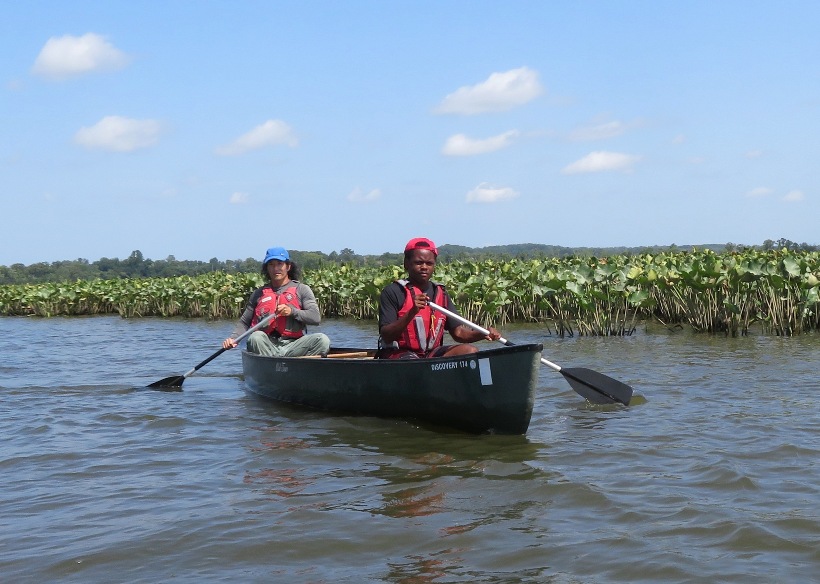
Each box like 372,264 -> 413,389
246,331 -> 330,357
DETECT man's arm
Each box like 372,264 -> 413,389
449,323 -> 488,343
443,292 -> 491,343
378,285 -> 411,344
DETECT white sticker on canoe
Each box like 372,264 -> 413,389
478,358 -> 493,386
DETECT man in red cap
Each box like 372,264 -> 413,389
377,237 -> 501,359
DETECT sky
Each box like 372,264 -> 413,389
2,1 -> 819,266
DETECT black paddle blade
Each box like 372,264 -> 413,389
561,367 -> 633,406
147,375 -> 185,390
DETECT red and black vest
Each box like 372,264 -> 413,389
390,280 -> 448,355
250,284 -> 304,339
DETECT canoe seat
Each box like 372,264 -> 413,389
301,352 -> 373,359
327,351 -> 372,359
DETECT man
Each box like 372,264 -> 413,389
377,237 -> 500,359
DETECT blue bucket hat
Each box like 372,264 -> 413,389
263,246 -> 290,264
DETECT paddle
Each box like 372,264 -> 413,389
428,301 -> 633,405
148,314 -> 275,389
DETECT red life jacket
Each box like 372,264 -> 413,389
250,284 -> 304,339
392,280 -> 448,355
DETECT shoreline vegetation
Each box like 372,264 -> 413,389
3,239 -> 816,285
2,243 -> 818,338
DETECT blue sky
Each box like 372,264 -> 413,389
2,1 -> 818,266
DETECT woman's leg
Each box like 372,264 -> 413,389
246,331 -> 279,356
280,333 -> 330,357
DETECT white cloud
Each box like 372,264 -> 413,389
347,187 -> 381,203
32,33 -> 128,79
466,182 -> 519,203
783,190 -> 804,202
672,134 -> 686,144
744,149 -> 764,159
568,120 -> 626,142
442,130 -> 519,156
434,67 -> 543,115
74,116 -> 161,152
229,192 -> 249,204
746,187 -> 772,198
561,151 -> 642,174
215,120 -> 297,156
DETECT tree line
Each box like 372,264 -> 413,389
1,238 -> 815,285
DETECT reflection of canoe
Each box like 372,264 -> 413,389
242,343 -> 544,435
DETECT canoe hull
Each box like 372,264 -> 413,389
242,343 -> 543,434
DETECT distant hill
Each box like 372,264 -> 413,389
436,242 -> 728,260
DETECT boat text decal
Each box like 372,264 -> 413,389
430,359 -> 474,371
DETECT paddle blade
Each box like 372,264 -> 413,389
560,367 -> 633,406
148,375 -> 185,390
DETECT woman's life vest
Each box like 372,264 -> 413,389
250,284 -> 305,339
390,280 -> 448,355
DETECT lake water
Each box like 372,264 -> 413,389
1,316 -> 818,583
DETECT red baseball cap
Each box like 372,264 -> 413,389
404,237 -> 438,256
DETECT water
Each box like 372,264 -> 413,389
1,316 -> 818,583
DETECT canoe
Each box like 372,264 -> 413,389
241,343 -> 544,434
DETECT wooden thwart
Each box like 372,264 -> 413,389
302,351 -> 372,359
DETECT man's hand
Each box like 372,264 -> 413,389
412,293 -> 429,312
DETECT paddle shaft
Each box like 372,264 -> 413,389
427,301 -> 562,372
180,313 -> 275,378
427,300 -> 633,405
148,313 -> 276,388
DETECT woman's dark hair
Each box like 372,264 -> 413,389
261,260 -> 301,282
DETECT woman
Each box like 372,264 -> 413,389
223,246 -> 330,357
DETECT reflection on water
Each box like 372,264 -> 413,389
0,316 -> 818,582
379,485 -> 445,518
